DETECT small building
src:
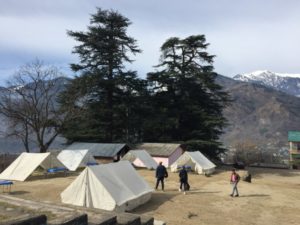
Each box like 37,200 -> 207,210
64,142 -> 130,163
288,131 -> 300,169
135,143 -> 184,167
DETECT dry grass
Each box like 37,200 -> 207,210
2,167 -> 300,225
0,199 -> 56,221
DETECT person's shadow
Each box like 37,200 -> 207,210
9,191 -> 30,195
131,191 -> 177,213
238,194 -> 270,197
187,190 -> 221,195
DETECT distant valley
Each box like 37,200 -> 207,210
0,73 -> 299,154
218,73 -> 300,152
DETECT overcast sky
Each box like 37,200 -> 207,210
0,0 -> 300,84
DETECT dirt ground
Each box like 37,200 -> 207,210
2,167 -> 300,225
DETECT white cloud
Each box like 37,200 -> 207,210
1,0 -> 300,83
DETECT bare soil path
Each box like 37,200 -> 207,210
1,167 -> 299,225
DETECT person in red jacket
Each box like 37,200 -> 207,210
230,169 -> 240,197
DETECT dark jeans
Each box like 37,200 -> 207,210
180,180 -> 190,191
155,177 -> 164,190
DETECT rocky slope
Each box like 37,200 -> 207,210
217,75 -> 300,149
0,75 -> 299,153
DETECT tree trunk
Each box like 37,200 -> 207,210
40,145 -> 47,153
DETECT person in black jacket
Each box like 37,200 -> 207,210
179,165 -> 189,194
155,162 -> 168,191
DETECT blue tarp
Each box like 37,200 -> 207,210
86,162 -> 98,166
177,165 -> 192,171
0,180 -> 13,185
47,167 -> 67,173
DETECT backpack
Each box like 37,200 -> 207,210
184,182 -> 190,191
164,170 -> 168,178
236,174 -> 240,182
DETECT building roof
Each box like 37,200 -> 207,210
64,142 -> 128,157
135,143 -> 182,157
288,131 -> 300,142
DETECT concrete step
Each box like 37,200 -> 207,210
0,195 -> 160,225
116,213 -> 140,225
140,215 -> 154,225
0,214 -> 47,225
48,213 -> 87,225
87,212 -> 117,225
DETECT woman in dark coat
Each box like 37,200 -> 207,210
179,165 -> 189,194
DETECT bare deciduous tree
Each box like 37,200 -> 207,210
233,140 -> 260,165
2,118 -> 32,152
0,60 -> 67,152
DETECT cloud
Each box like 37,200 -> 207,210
1,0 -> 300,84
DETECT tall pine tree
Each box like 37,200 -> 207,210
146,35 -> 230,158
60,8 -> 144,143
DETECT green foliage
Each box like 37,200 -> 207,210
259,127 -> 268,135
60,8 -> 145,143
144,35 -> 230,157
59,8 -> 229,159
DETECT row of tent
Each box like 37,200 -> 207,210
0,150 -> 216,212
122,150 -> 216,175
0,150 -> 96,181
61,150 -> 216,212
0,150 -> 216,182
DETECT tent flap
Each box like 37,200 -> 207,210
57,149 -> 97,171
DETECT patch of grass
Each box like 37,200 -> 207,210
0,201 -> 17,208
0,200 -> 56,220
38,211 -> 56,220
0,214 -> 9,220
17,207 -> 56,220
259,127 -> 268,135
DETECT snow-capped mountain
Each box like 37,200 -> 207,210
233,70 -> 300,97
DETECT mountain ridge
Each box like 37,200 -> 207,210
233,70 -> 300,97
217,74 -> 300,150
0,75 -> 299,154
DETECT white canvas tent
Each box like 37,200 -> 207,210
170,151 -> 216,175
57,149 -> 97,171
0,152 -> 65,181
61,160 -> 153,212
121,150 -> 158,170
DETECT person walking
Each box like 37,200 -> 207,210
155,162 -> 168,191
230,169 -> 240,197
179,165 -> 189,194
